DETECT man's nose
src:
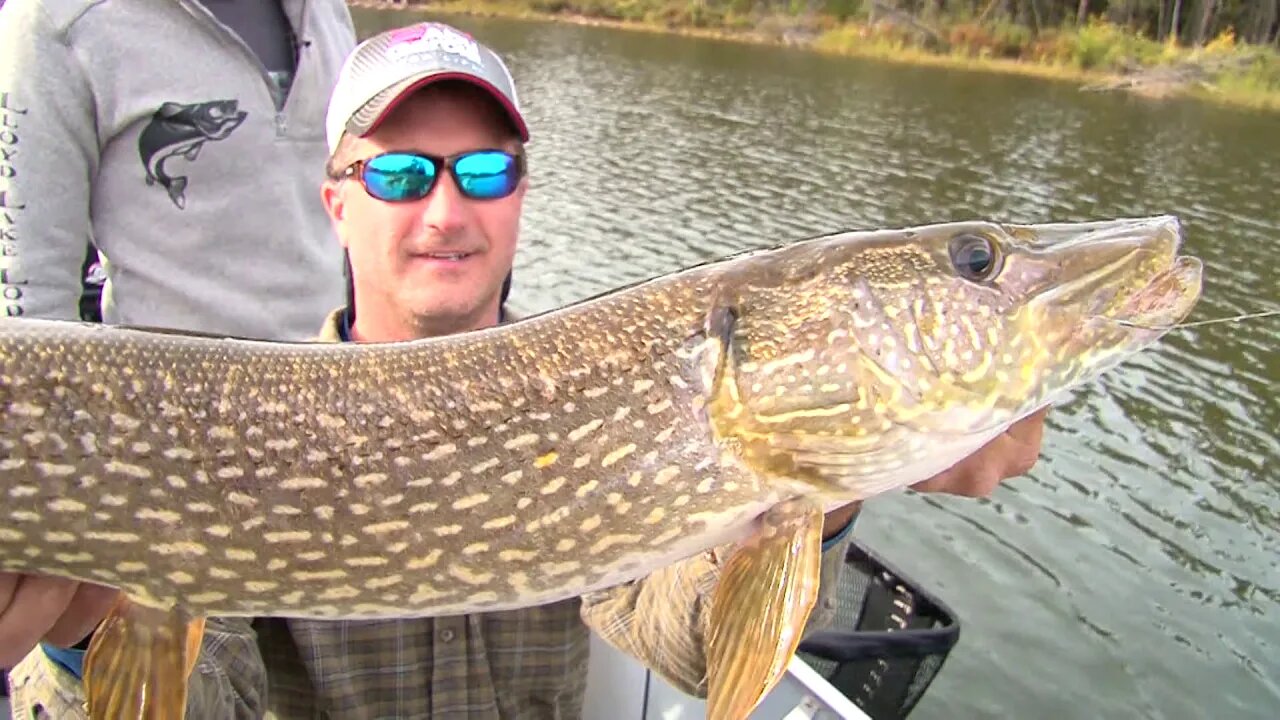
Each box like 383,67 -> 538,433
420,173 -> 468,232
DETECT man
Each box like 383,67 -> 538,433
3,20 -> 1047,719
0,0 -> 356,336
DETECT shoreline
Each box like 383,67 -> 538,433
348,0 -> 1280,114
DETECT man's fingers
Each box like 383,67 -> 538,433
44,582 -> 119,648
0,572 -> 20,615
967,467 -> 1003,496
1005,408 -> 1049,475
907,408 -> 1052,498
922,454 -> 1001,497
0,575 -> 79,668
972,431 -> 1033,489
910,465 -> 959,495
1008,407 -> 1049,448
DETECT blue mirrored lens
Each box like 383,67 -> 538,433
453,151 -> 518,199
363,153 -> 437,201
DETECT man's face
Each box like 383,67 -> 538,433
323,84 -> 526,340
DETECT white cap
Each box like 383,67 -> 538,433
324,22 -> 528,154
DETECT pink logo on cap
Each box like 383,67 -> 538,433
384,22 -> 484,67
386,22 -> 475,45
386,23 -> 427,46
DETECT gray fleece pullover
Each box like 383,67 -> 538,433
0,0 -> 357,340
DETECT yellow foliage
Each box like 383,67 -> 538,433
1203,27 -> 1237,55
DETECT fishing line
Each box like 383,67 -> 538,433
1107,309 -> 1280,331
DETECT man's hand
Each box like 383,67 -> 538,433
0,573 -> 119,669
910,407 -> 1048,497
821,407 -> 1050,537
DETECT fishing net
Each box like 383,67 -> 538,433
797,538 -> 960,720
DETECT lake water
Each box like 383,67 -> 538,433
353,9 -> 1279,719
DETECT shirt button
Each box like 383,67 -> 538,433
439,628 -> 456,642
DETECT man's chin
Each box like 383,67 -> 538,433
406,294 -> 496,334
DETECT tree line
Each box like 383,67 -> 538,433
819,1 -> 1278,46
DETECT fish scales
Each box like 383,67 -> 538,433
0,217 -> 1204,720
0,268 -> 778,619
0,216 -> 1202,628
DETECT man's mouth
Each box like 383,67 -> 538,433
414,251 -> 473,261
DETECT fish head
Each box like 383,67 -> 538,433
703,215 -> 1202,500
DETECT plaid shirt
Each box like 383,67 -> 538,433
7,308 -> 856,719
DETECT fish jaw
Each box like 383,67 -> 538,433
697,215 -> 1203,503
1102,253 -> 1204,334
1021,215 -> 1201,331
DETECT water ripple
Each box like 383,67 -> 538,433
348,11 -> 1280,718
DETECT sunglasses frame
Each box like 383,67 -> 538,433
339,148 -> 526,203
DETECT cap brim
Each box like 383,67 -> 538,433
347,71 -> 529,142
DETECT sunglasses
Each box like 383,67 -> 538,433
339,149 -> 525,203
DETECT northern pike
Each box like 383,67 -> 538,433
0,216 -> 1202,719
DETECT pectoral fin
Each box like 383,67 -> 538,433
82,594 -> 206,720
706,499 -> 825,720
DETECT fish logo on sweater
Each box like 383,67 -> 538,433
138,100 -> 248,209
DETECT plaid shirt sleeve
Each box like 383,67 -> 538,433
578,514 -> 856,697
184,616 -> 268,719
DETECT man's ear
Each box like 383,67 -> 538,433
321,180 -> 350,246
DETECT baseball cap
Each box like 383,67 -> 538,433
325,22 -> 528,155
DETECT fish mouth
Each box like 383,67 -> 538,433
1092,219 -> 1202,329
1110,254 -> 1203,328
1031,215 -> 1202,329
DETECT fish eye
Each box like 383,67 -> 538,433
949,234 -> 1001,282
